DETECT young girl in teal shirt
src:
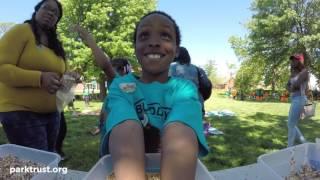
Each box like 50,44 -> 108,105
105,11 -> 209,180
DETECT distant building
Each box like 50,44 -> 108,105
74,81 -> 100,94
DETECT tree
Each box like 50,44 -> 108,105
226,61 -> 237,78
229,36 -> 263,93
203,60 -> 221,84
230,0 -> 320,93
234,57 -> 265,96
58,0 -> 156,99
248,0 -> 320,78
0,22 -> 15,37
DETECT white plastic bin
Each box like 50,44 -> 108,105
210,163 -> 279,180
258,143 -> 320,180
84,153 -> 214,180
0,144 -> 61,180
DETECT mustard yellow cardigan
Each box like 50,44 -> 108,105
0,23 -> 66,113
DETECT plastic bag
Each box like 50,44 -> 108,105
56,75 -> 77,112
301,102 -> 317,120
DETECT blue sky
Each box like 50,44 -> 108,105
0,0 -> 253,76
158,0 -> 252,76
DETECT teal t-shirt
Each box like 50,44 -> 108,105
105,73 -> 209,156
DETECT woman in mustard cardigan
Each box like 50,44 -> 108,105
0,0 -> 66,152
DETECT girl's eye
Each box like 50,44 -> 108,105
161,32 -> 172,40
138,32 -> 149,40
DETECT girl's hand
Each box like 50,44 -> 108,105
71,25 -> 95,46
41,72 -> 62,94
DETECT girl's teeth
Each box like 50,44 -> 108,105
147,54 -> 161,59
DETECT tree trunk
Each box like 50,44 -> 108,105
271,79 -> 275,93
271,67 -> 275,93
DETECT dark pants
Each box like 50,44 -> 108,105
100,123 -> 160,157
144,125 -> 160,153
56,112 -> 66,155
0,111 -> 60,152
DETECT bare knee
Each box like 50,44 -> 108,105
109,120 -> 144,154
109,120 -> 146,180
110,120 -> 142,136
160,123 -> 198,180
161,122 -> 198,155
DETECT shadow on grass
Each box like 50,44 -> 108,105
202,112 -> 320,171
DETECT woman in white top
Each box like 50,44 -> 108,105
286,54 -> 309,147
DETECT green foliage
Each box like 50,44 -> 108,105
230,0 -> 320,92
234,58 -> 265,95
229,36 -> 250,61
58,0 -> 156,81
203,60 -> 222,85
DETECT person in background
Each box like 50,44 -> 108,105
0,0 -> 66,152
169,46 -> 213,137
169,46 -> 211,116
231,89 -> 238,100
72,25 -> 117,81
103,11 -> 208,180
83,84 -> 90,108
72,26 -> 142,154
90,58 -> 132,136
286,53 -> 309,147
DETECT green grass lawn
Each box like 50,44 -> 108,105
0,90 -> 319,172
202,90 -> 320,171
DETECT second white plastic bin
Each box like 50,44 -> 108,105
258,143 -> 320,180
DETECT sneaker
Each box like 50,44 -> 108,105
90,127 -> 100,136
59,153 -> 70,161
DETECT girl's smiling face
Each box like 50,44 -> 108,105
135,14 -> 178,82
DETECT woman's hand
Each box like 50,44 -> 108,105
71,25 -> 95,47
40,72 -> 61,94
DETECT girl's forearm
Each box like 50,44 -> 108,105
74,24 -> 116,79
87,42 -> 115,79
